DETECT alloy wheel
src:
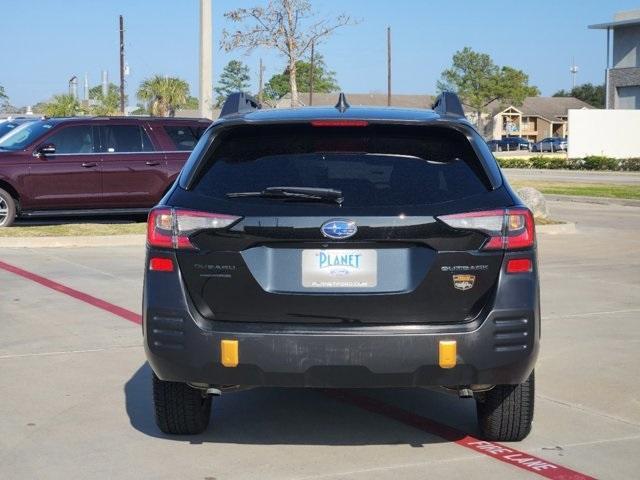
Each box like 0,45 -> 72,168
0,196 -> 8,226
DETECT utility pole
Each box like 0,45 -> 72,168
119,15 -> 125,114
387,27 -> 391,107
199,0 -> 213,118
258,58 -> 265,104
309,40 -> 315,106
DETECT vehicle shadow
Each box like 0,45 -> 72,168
125,363 -> 477,446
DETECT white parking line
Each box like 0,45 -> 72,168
542,308 -> 640,320
0,344 -> 140,360
537,393 -> 640,428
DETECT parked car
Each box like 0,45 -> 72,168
532,137 -> 567,152
0,116 -> 211,227
486,136 -> 531,152
486,139 -> 502,152
501,136 -> 531,151
144,93 -> 539,442
0,117 -> 40,140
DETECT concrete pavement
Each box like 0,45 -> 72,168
0,199 -> 639,479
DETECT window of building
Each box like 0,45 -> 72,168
617,86 -> 640,109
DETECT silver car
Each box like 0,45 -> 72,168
532,137 -> 567,152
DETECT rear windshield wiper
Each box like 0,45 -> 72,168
226,186 -> 344,205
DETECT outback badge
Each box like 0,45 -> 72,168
453,274 -> 475,291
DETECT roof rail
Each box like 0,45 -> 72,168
432,92 -> 465,118
220,92 -> 262,117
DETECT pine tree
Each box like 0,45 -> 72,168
215,60 -> 251,106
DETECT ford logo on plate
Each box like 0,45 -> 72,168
321,219 -> 357,239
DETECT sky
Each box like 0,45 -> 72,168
2,0 -> 638,107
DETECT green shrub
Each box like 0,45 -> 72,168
530,156 -> 567,169
497,157 -> 532,168
565,158 -> 584,170
528,156 -> 546,168
582,156 -> 619,171
619,158 -> 640,171
498,155 -> 640,171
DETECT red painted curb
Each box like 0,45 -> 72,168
1,260 -> 596,479
326,390 -> 596,480
0,260 -> 142,325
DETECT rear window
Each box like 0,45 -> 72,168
164,125 -> 206,151
194,125 -> 489,207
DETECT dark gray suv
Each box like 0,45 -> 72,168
143,93 -> 539,441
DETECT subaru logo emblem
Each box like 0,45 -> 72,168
321,219 -> 357,239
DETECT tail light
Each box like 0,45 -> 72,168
438,208 -> 535,250
147,207 -> 240,250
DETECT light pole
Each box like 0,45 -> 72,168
258,58 -> 265,104
387,27 -> 392,107
199,0 -> 213,118
119,15 -> 125,114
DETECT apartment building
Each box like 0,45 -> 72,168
589,9 -> 640,109
482,96 -> 592,142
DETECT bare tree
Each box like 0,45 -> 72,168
222,0 -> 354,107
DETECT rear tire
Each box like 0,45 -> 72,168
152,372 -> 212,435
476,371 -> 534,441
0,188 -> 17,227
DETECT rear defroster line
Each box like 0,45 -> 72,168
0,259 -> 595,479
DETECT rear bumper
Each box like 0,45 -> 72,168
144,253 -> 540,388
145,311 -> 538,388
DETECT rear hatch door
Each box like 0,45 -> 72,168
174,123 -> 513,325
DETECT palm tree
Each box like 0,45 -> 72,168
89,83 -> 123,116
43,94 -> 82,117
137,75 -> 190,117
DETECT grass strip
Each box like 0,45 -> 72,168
511,181 -> 640,200
0,222 -> 146,237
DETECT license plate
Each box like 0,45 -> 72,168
302,249 -> 377,288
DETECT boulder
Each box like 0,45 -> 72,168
517,187 -> 549,219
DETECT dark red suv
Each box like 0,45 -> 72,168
0,116 -> 210,226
